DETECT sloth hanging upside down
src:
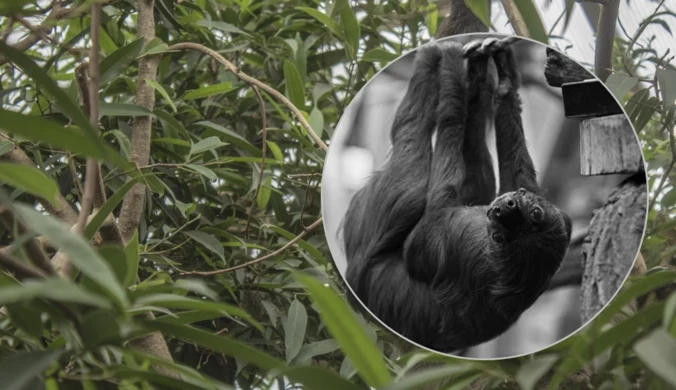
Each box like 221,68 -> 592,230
342,38 -> 573,352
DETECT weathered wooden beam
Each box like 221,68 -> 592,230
579,114 -> 643,175
544,48 -> 594,87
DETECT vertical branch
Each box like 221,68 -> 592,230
500,0 -> 530,37
585,0 -> 620,81
117,0 -> 161,242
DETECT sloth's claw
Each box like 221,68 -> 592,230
462,40 -> 483,58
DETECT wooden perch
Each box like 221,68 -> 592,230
544,48 -> 594,87
579,114 -> 643,175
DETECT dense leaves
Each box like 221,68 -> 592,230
0,0 -> 674,389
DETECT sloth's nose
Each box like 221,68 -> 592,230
490,196 -> 521,225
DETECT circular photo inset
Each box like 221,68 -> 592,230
322,33 -> 647,358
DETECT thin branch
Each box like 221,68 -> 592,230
501,0 -> 530,37
73,3 -> 101,237
244,86 -> 268,238
181,217 -> 323,276
586,0 -> 620,81
167,42 -> 329,152
0,251 -> 47,280
0,208 -> 56,276
0,1 -> 116,66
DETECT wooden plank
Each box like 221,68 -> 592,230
562,79 -> 624,118
579,114 -> 643,175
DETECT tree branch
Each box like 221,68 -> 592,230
0,251 -> 47,280
244,86 -> 268,238
0,208 -> 56,277
117,0 -> 162,242
167,42 -> 329,152
501,0 -> 530,37
580,0 -> 620,81
182,218 -> 323,276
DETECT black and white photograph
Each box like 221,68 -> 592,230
321,34 -> 648,359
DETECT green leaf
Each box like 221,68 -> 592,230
0,163 -> 59,206
183,82 -> 237,100
382,365 -> 474,390
293,339 -> 340,364
84,175 -> 151,240
605,73 -> 639,100
147,321 -> 283,370
134,294 -> 261,331
146,80 -> 177,113
185,164 -> 218,180
193,20 -> 251,37
309,106 -> 324,138
0,350 -> 62,390
100,103 -> 154,117
362,48 -> 399,63
634,329 -> 676,387
0,110 -> 122,165
256,175 -> 272,209
0,42 -> 100,153
12,204 -> 127,308
296,7 -> 342,37
295,273 -> 391,387
80,309 -> 123,348
337,0 -> 360,59
266,141 -> 284,163
95,245 -> 128,287
511,0 -> 548,44
276,366 -> 362,390
425,4 -> 439,36
190,136 -> 227,155
516,354 -> 560,390
99,38 -> 144,86
194,121 -> 260,155
109,366 -> 206,390
464,0 -> 492,29
0,278 -> 112,308
285,298 -> 308,362
657,68 -> 676,109
123,230 -> 140,288
6,303 -> 43,339
284,61 -> 305,109
184,230 -> 225,262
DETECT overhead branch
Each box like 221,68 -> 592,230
500,0 -> 530,37
182,218 -> 323,276
0,1 -> 116,66
579,0 -> 620,81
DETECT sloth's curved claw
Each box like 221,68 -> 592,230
462,40 -> 483,58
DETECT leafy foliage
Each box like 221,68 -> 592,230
0,0 -> 674,389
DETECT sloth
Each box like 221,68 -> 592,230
342,38 -> 573,352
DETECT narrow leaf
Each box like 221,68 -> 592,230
634,329 -> 676,387
657,68 -> 676,109
190,136 -> 227,155
193,121 -> 260,155
464,0 -> 492,29
338,0 -> 360,59
100,103 -> 154,117
511,0 -> 548,44
193,20 -> 251,36
0,163 -> 59,206
12,204 -> 127,308
605,73 -> 639,100
185,164 -> 218,181
0,350 -> 62,390
256,175 -> 272,209
100,38 -> 144,86
284,61 -> 305,109
296,7 -> 342,37
0,278 -> 112,308
516,355 -> 560,390
123,230 -> 140,288
295,273 -> 391,387
285,298 -> 308,362
146,80 -> 177,113
184,231 -> 225,262
183,82 -> 236,100
362,48 -> 398,63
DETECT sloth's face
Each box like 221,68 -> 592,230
486,188 -> 572,248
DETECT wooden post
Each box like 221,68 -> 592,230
544,49 -> 647,323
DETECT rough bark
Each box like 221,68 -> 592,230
581,173 -> 647,323
117,0 -> 160,242
436,0 -> 488,38
544,48 -> 594,87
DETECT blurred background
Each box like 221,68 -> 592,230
321,35 -> 638,358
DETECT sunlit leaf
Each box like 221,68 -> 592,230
605,73 -> 639,101
284,61 -> 305,109
0,163 -> 59,206
100,38 -> 144,86
511,0 -> 548,44
183,82 -> 237,100
184,230 -> 225,262
146,80 -> 177,113
464,0 -> 492,29
285,298 -> 308,362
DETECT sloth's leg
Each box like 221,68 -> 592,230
491,41 -> 539,194
403,42 -> 468,283
460,39 -> 497,205
344,43 -> 442,294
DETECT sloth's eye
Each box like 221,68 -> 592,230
530,208 -> 544,222
491,232 -> 504,244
